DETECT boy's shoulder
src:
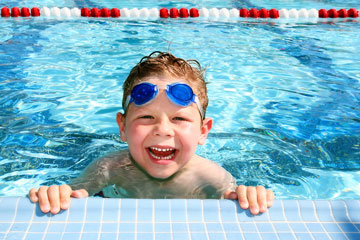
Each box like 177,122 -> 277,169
181,155 -> 237,189
186,155 -> 227,172
95,150 -> 134,172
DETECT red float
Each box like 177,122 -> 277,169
160,8 -> 169,18
170,8 -> 179,18
259,8 -> 269,18
31,7 -> 40,17
240,8 -> 249,17
1,7 -> 11,17
100,8 -> 110,17
91,8 -> 101,17
21,7 -> 30,17
110,8 -> 120,18
328,9 -> 338,18
269,9 -> 279,18
179,8 -> 189,18
338,9 -> 348,18
11,7 -> 20,17
318,9 -> 328,18
189,8 -> 199,17
249,8 -> 259,18
81,8 -> 91,17
348,8 -> 359,18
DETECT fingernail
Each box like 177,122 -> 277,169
61,201 -> 69,209
259,204 -> 266,212
42,204 -> 50,212
241,201 -> 249,208
251,206 -> 259,214
51,206 -> 60,214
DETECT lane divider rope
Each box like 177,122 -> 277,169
1,7 -> 359,19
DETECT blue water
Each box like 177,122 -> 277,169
0,0 -> 359,199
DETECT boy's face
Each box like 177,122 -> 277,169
117,75 -> 212,179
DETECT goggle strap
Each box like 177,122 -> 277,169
124,95 -> 131,110
194,96 -> 205,119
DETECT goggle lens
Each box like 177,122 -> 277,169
131,83 -> 158,105
166,83 -> 194,106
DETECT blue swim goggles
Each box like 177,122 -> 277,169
124,82 -> 204,119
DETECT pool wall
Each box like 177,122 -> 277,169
0,197 -> 359,240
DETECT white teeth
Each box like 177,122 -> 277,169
149,151 -> 175,160
148,147 -> 176,160
150,147 -> 174,152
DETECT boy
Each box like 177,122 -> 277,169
29,52 -> 274,215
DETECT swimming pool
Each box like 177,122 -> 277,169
1,0 -> 360,201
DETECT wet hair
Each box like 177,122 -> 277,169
122,51 -> 208,117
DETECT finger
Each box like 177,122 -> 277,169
59,185 -> 72,210
37,186 -> 51,213
223,190 -> 237,200
247,186 -> 259,215
236,185 -> 249,209
71,189 -> 89,198
256,186 -> 267,213
266,189 -> 275,208
29,188 -> 39,203
48,185 -> 61,214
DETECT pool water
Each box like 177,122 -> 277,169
0,0 -> 359,200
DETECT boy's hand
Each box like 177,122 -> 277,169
224,185 -> 274,215
29,185 -> 88,214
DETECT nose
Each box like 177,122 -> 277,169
152,117 -> 175,137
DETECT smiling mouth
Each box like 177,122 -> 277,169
148,147 -> 177,160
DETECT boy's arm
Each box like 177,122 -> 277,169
193,156 -> 275,215
69,156 -> 113,195
29,153 -> 120,214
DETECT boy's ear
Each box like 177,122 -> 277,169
198,117 -> 213,145
116,112 -> 127,142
